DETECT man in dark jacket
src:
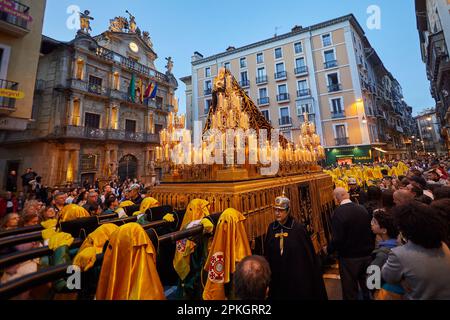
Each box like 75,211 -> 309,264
6,170 -> 17,193
325,187 -> 375,300
21,168 -> 37,194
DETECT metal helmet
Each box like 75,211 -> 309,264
274,189 -> 290,211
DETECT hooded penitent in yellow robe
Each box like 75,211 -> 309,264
59,204 -> 90,222
140,197 -> 160,213
95,223 -> 165,300
73,224 -> 119,272
118,200 -> 135,208
173,199 -> 210,281
202,208 -> 251,300
373,167 -> 383,179
132,197 -> 160,216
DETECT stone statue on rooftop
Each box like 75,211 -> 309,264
165,57 -> 174,74
79,10 -> 94,34
126,10 -> 137,33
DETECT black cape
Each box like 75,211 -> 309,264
264,216 -> 328,300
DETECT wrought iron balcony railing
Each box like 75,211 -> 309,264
0,79 -> 19,111
52,126 -> 159,143
297,89 -> 311,97
274,71 -> 287,80
279,116 -> 292,126
256,75 -> 268,84
239,80 -> 250,88
331,110 -> 345,119
427,31 -> 449,83
277,93 -> 290,102
328,84 -> 342,92
294,66 -> 308,75
95,46 -> 169,83
88,83 -> 104,95
258,97 -> 269,105
324,60 -> 338,69
0,0 -> 31,31
335,137 -> 349,146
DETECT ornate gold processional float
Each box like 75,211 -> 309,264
151,68 -> 334,253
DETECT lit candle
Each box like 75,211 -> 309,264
164,144 -> 169,161
188,143 -> 192,165
168,113 -> 173,127
248,134 -> 257,164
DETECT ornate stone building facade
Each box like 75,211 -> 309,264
0,13 -> 177,188
416,0 -> 450,153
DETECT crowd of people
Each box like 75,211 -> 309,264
0,170 -> 153,231
320,156 -> 450,300
0,156 -> 449,300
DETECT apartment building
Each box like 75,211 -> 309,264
0,15 -> 178,188
415,0 -> 450,153
180,75 -> 193,130
415,108 -> 446,155
186,14 -> 413,165
0,0 -> 47,131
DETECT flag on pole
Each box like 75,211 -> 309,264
149,83 -> 158,99
137,78 -> 144,103
128,74 -> 136,103
144,82 -> 154,99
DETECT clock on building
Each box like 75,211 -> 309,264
129,42 -> 139,53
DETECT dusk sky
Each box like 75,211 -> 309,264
43,0 -> 433,115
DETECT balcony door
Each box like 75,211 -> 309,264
257,67 -> 266,78
279,107 -> 290,125
84,113 -> 100,129
154,124 -> 163,135
324,50 -> 337,68
331,98 -> 343,114
335,124 -> 347,141
88,75 -> 103,94
118,154 -> 138,182
327,73 -> 339,87
297,80 -> 308,93
125,119 -> 137,133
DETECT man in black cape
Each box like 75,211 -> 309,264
264,191 -> 328,300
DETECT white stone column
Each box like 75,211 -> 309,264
79,97 -> 84,127
104,148 -> 111,177
68,97 -> 74,125
73,149 -> 80,185
63,150 -> 70,183
105,105 -> 111,129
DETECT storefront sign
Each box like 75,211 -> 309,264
0,0 -> 33,22
326,145 -> 373,165
0,88 -> 24,99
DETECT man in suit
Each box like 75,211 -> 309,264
324,187 -> 374,300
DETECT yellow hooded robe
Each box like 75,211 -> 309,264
173,199 -> 210,281
73,224 -> 119,272
95,223 -> 165,300
202,208 -> 251,300
59,204 -> 90,222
